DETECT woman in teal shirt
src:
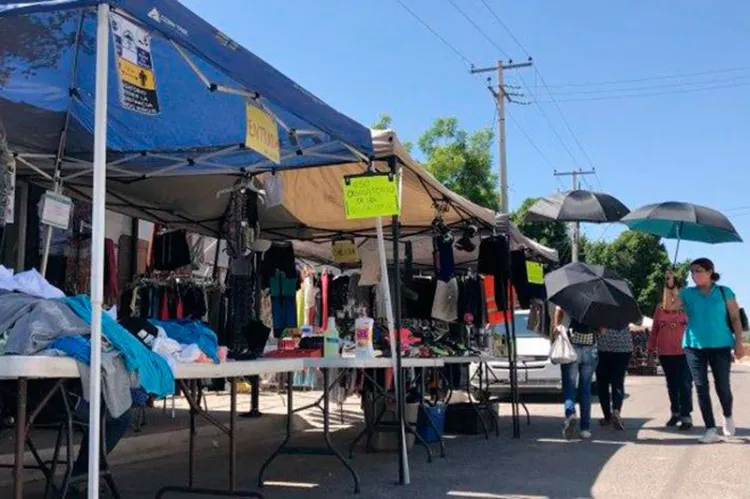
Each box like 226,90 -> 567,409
676,258 -> 744,444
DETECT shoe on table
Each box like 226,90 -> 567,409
666,414 -> 680,427
723,416 -> 735,437
698,428 -> 722,444
563,415 -> 578,441
599,417 -> 612,427
580,430 -> 592,440
678,417 -> 693,431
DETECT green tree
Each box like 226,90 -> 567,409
417,117 -> 498,210
584,231 -> 674,315
511,197 -> 572,263
371,113 -> 412,153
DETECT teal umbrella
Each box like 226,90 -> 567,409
621,202 -> 742,263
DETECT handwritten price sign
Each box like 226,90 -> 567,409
342,173 -> 400,219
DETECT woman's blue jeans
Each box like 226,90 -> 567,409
561,344 -> 598,431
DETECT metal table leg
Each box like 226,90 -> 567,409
13,377 -> 27,499
156,378 -> 263,498
259,369 -> 361,494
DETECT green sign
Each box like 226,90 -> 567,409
526,261 -> 544,284
343,173 -> 400,219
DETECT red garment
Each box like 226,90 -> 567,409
648,306 -> 687,356
104,238 -> 119,304
321,271 -> 329,327
160,291 -> 170,321
176,293 -> 184,320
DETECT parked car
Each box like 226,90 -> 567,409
473,310 -> 563,394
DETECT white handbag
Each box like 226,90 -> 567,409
550,326 -> 578,365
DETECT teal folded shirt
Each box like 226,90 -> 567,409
681,285 -> 735,349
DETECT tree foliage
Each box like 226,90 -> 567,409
511,197 -> 572,263
371,113 -> 412,153
417,117 -> 498,210
583,231 -> 691,315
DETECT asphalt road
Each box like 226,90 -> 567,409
8,366 -> 750,499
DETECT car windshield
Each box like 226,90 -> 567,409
493,313 -> 540,338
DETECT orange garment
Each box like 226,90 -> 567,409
483,275 -> 516,325
484,275 -> 503,324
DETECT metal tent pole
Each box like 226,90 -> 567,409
88,3 -> 110,496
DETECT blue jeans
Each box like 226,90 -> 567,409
561,344 -> 598,431
684,347 -> 732,429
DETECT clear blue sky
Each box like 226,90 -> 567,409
182,0 -> 750,308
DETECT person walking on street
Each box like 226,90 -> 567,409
648,269 -> 693,430
554,307 -> 599,441
597,326 -> 633,430
673,259 -> 744,444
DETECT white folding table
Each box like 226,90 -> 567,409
257,356 -> 444,495
0,356 -> 304,499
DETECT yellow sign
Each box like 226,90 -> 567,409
245,103 -> 280,164
526,261 -> 544,285
343,173 -> 400,220
332,239 -> 360,264
117,58 -> 156,90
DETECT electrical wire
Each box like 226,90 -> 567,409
535,80 -> 750,103
446,0 -> 510,59
541,74 -> 750,96
506,109 -> 556,171
478,0 -> 598,173
536,66 -> 750,89
393,0 -> 474,67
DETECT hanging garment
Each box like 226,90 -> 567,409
229,274 -> 255,343
104,238 -> 119,304
433,235 -> 456,282
0,121 -> 14,228
259,244 -> 296,287
358,241 -> 380,286
223,188 -> 259,259
432,278 -> 459,322
510,251 -> 546,309
152,230 -> 191,271
483,275 -> 505,325
321,271 -> 329,328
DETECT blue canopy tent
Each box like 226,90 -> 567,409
0,1 -> 375,496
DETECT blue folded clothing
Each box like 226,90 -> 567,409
150,320 -> 220,364
64,296 -> 175,398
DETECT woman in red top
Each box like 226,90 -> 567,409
648,270 -> 693,430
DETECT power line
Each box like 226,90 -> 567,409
479,0 -> 599,174
393,0 -> 473,67
506,109 -> 556,171
445,0 -> 510,59
535,80 -> 750,103
543,74 -> 750,96
479,0 -> 532,58
537,66 -> 750,89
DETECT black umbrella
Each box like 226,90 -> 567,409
621,201 -> 742,263
545,262 -> 642,329
526,190 -> 630,223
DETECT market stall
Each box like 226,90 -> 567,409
0,1 -> 374,498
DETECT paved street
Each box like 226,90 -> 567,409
5,366 -> 750,499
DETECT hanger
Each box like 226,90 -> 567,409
216,176 -> 267,199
